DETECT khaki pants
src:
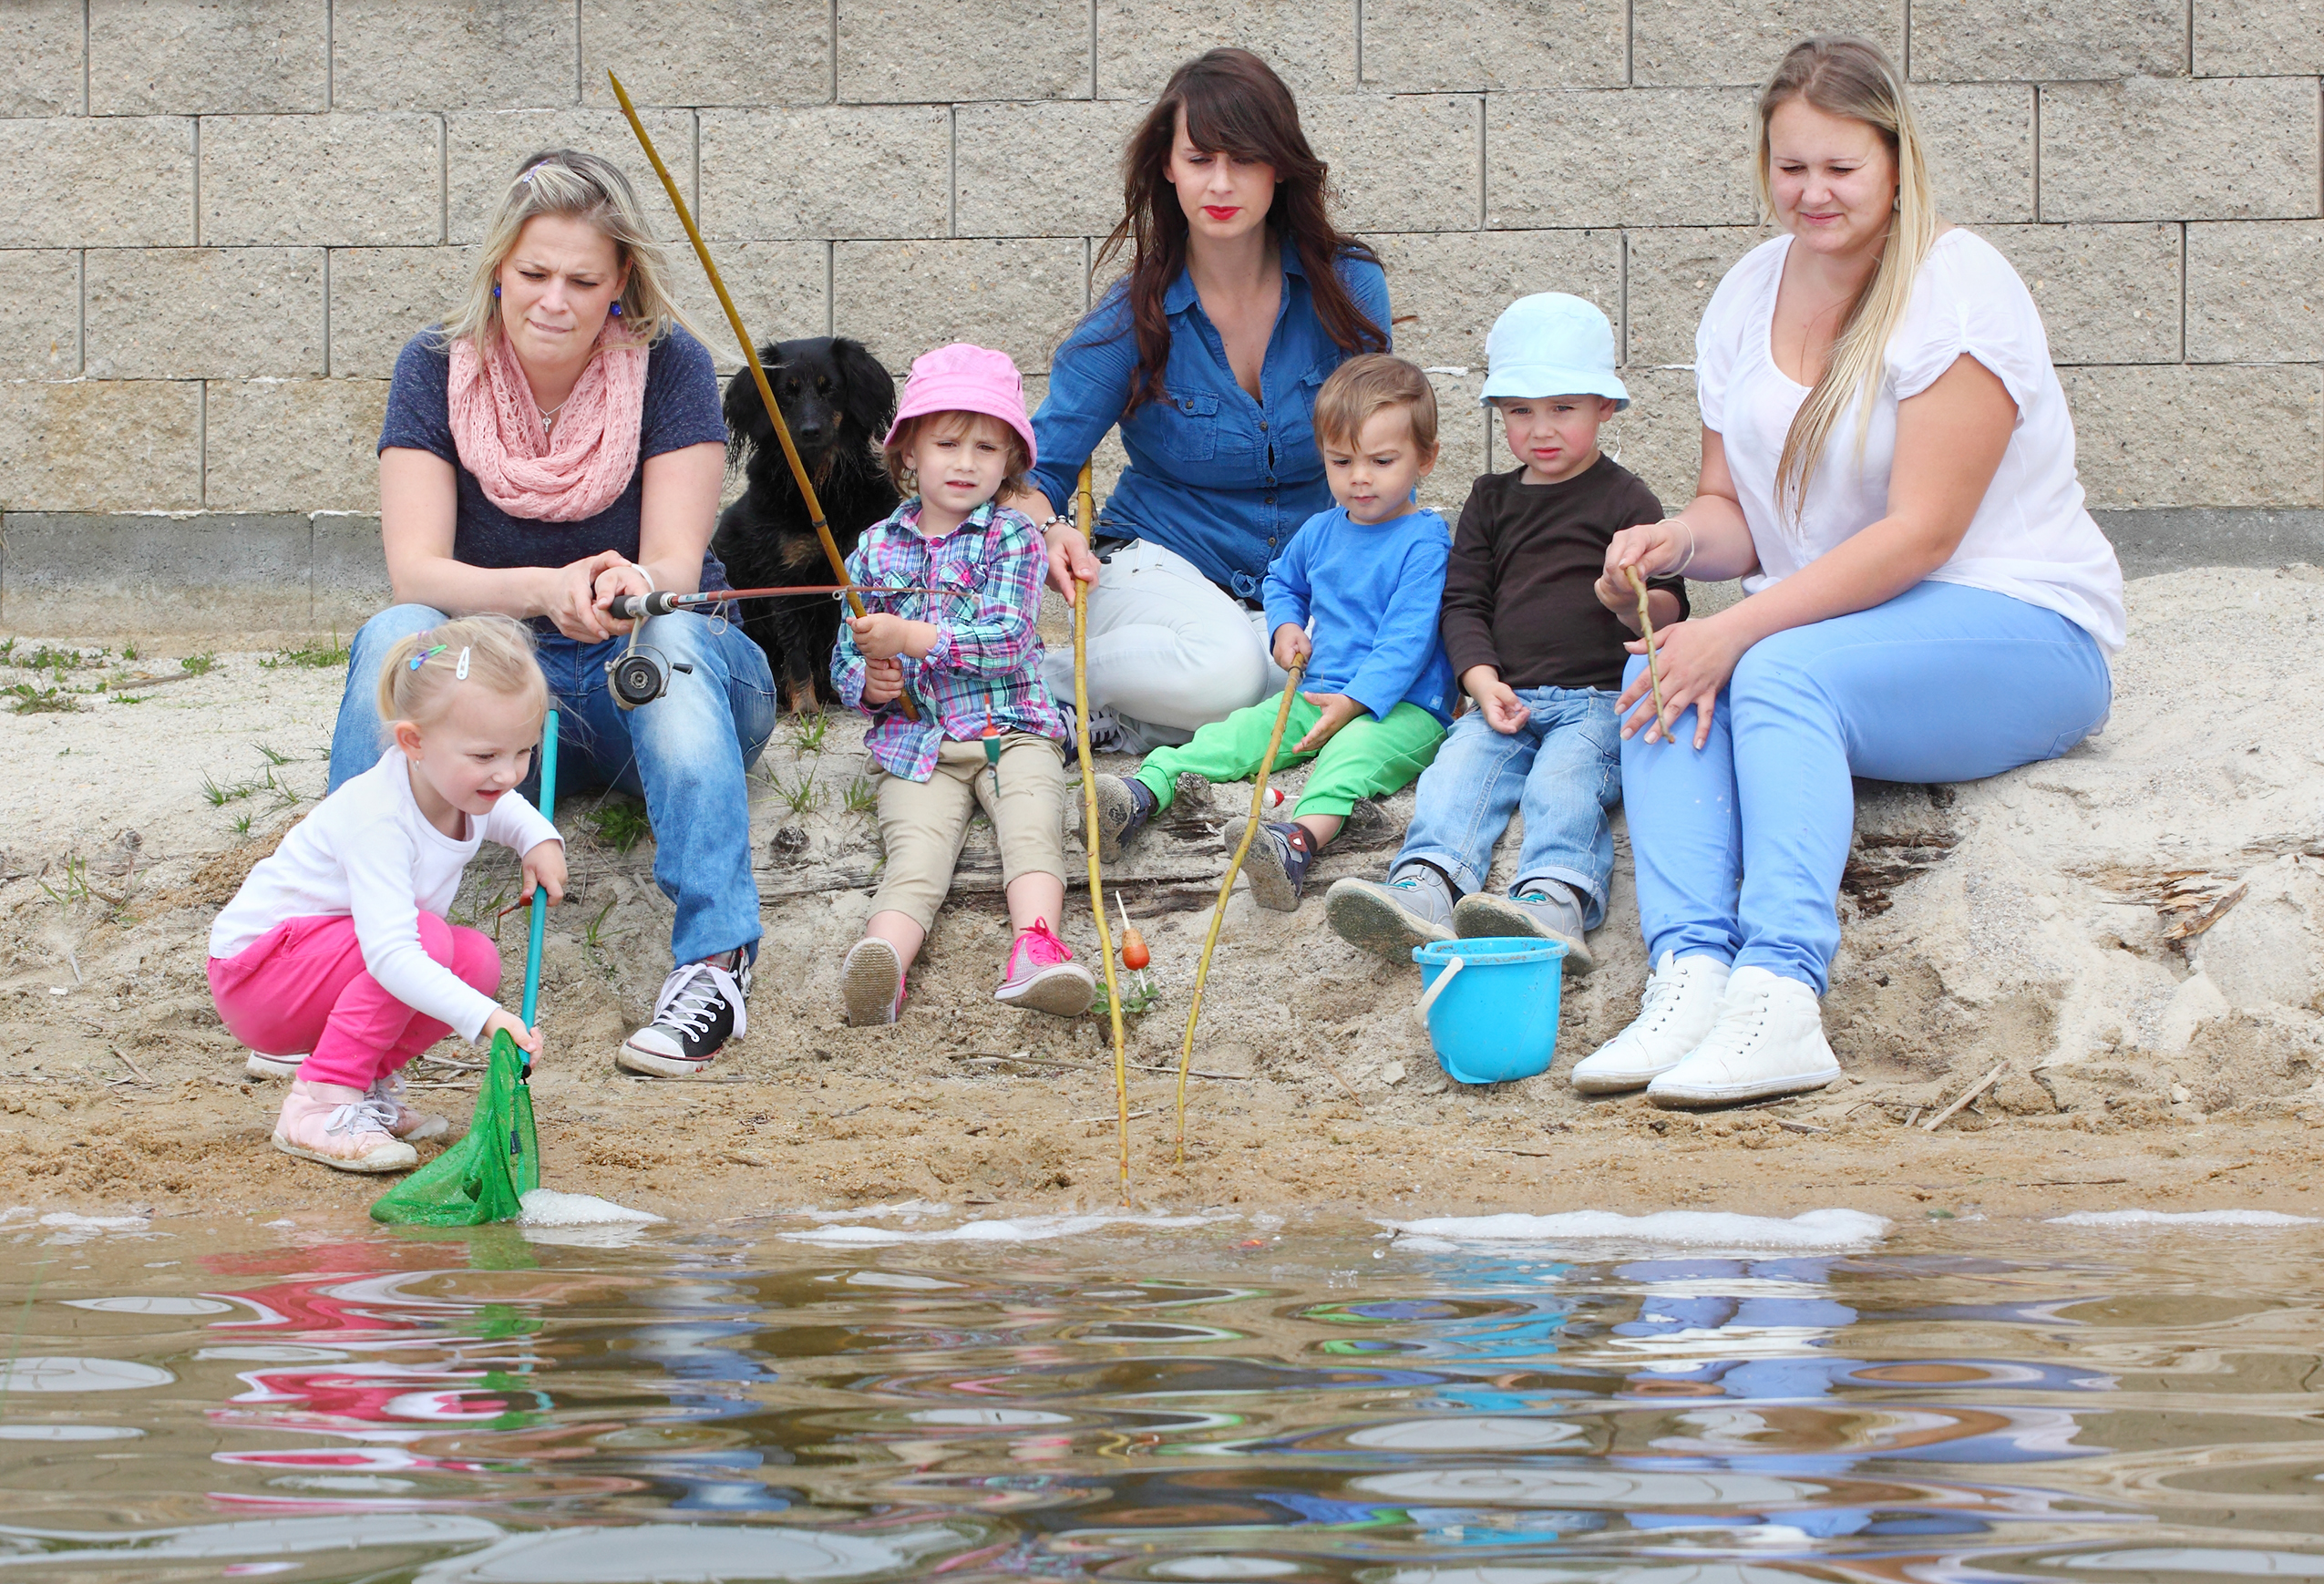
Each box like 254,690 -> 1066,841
870,734 -> 1068,932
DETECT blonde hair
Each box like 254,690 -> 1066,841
882,410 -> 1033,500
1757,36 -> 1938,519
1313,353 -> 1439,457
441,148 -> 692,352
375,615 -> 550,734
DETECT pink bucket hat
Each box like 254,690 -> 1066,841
883,343 -> 1038,468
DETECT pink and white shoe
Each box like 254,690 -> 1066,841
994,920 -> 1095,1017
367,1073 -> 449,1143
842,937 -> 908,1027
272,1092 -> 417,1174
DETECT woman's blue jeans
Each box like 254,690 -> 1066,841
330,604 -> 778,967
1392,686 -> 1622,928
1620,581 -> 2113,995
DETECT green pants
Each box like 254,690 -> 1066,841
1135,698 -> 1445,819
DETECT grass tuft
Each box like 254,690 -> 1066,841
180,652 -> 219,676
259,632 -> 349,670
586,800 -> 653,854
5,683 -> 83,715
842,775 -> 878,816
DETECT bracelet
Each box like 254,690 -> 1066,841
635,562 -> 656,592
1670,519 -> 1698,578
1041,515 -> 1075,536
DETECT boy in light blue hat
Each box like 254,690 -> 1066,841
1325,293 -> 1687,972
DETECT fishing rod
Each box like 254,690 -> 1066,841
600,583 -> 963,709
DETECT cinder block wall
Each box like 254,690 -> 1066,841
3,0 -> 2319,630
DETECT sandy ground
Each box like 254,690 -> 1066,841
1,568 -> 2319,1229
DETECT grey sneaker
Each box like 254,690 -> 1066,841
1325,866 -> 1457,961
1090,774 -> 1157,862
1453,881 -> 1595,974
1223,818 -> 1314,911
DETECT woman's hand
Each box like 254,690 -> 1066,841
539,550 -> 633,642
1293,692 -> 1364,755
1616,613 -> 1748,750
1044,519 -> 1103,600
1460,664 -> 1530,735
519,839 -> 566,908
1595,520 -> 1685,612
590,559 -> 655,636
1271,623 -> 1311,674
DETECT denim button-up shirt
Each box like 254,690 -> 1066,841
1029,248 -> 1393,602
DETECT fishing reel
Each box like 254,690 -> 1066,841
602,591 -> 694,710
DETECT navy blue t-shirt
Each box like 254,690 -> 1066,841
378,324 -> 732,597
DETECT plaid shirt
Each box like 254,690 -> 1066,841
832,498 -> 1065,781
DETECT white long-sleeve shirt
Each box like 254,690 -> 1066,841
209,750 -> 561,1041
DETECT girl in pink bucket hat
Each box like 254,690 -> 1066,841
829,344 -> 1095,1026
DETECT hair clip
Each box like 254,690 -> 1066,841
408,643 -> 447,672
456,647 -> 471,681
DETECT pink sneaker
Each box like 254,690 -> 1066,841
273,1092 -> 418,1174
995,921 -> 1095,1017
367,1073 -> 448,1143
842,937 -> 908,1027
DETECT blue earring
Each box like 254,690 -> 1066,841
492,284 -> 500,298
610,302 -> 622,316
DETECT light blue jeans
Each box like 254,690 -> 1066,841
1622,581 -> 2113,995
1392,685 -> 1621,929
329,603 -> 779,967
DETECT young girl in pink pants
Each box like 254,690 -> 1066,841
208,614 -> 567,1173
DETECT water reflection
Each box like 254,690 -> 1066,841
0,1215 -> 2319,1581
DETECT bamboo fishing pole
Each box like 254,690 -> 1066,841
1068,460 -> 1131,1200
1174,657 -> 1305,1166
607,70 -> 917,721
1626,564 -> 1669,741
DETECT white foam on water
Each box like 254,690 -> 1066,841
1390,1208 -> 1892,1250
778,1211 -> 1225,1246
517,1189 -> 663,1228
2044,1209 -> 2320,1228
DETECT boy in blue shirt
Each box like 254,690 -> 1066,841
1090,354 -> 1454,910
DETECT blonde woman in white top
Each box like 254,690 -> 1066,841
1572,36 -> 2123,1106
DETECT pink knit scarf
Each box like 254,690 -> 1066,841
447,326 -> 649,522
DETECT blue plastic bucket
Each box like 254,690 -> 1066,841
1411,936 -> 1567,1085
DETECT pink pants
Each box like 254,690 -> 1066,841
208,913 -> 501,1091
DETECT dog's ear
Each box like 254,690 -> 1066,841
833,340 -> 898,440
721,346 -> 777,468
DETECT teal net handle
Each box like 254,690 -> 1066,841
521,708 -> 559,1037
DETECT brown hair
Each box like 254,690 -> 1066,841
1095,48 -> 1385,417
1312,354 -> 1438,458
375,614 -> 550,734
882,410 -> 1033,501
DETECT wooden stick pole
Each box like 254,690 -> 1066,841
607,70 -> 917,720
1627,564 -> 1668,741
1068,460 -> 1131,1201
1175,658 -> 1305,1165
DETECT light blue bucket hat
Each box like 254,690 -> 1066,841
1479,292 -> 1630,411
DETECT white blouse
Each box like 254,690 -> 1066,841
1695,229 -> 2125,652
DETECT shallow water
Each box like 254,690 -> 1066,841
3,1204 -> 2321,1582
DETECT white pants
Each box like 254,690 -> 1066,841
1041,539 -> 1293,747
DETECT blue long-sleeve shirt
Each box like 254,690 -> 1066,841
1262,506 -> 1456,727
1029,248 -> 1393,603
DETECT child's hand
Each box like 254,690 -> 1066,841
1293,692 -> 1365,754
848,612 -> 940,662
481,1007 -> 542,1056
519,839 -> 566,906
1596,520 -> 1682,612
1461,665 -> 1530,734
860,655 -> 904,706
1271,623 -> 1312,673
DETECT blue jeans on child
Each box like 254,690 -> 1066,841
329,603 -> 779,966
1620,580 -> 2113,996
1391,685 -> 1621,928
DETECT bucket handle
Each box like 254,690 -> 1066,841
1416,952 -> 1465,1020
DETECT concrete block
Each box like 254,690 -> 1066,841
2095,508 -> 2324,576
699,107 -> 950,240
1624,226 -> 1764,368
314,512 -> 392,630
840,0 -> 1087,103
2195,0 -> 2324,75
1633,0 -> 1902,87
1370,230 -> 1621,372
204,377 -> 394,513
1358,0 -> 1622,90
201,115 -> 442,247
1,0 -> 87,117
328,248 -> 479,379
0,512 -> 314,634
2041,78 -> 2320,224
446,108 -> 694,245
2186,221 -> 2324,364
85,248 -> 325,379
0,118 -> 196,249
0,381 -> 202,512
89,0 -> 326,115
1307,94 -> 1481,235
1595,365 -> 1701,511
1419,367 -> 1490,509
955,101 -> 1147,238
1910,0 -> 2185,82
674,241 -> 830,372
1487,89 -> 1756,230
1096,0 -> 1356,99
833,239 -> 1087,377
2063,365 -> 2320,508
581,0 -> 831,110
0,252 -> 83,378
1915,84 -> 2034,226
1982,223 -> 2181,365
332,0 -> 577,112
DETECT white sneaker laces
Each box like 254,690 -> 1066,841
650,961 -> 748,1043
324,1095 -> 401,1138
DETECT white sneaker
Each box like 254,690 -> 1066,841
1568,952 -> 1731,1095
1646,965 -> 1841,1109
246,1052 -> 305,1080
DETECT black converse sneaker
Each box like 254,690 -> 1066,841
617,951 -> 751,1078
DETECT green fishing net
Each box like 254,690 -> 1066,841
370,1031 -> 540,1226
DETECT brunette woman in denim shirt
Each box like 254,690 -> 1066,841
1002,48 -> 1391,752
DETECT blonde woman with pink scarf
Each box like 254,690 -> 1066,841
321,149 -> 776,1082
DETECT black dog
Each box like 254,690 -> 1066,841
712,336 -> 900,711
